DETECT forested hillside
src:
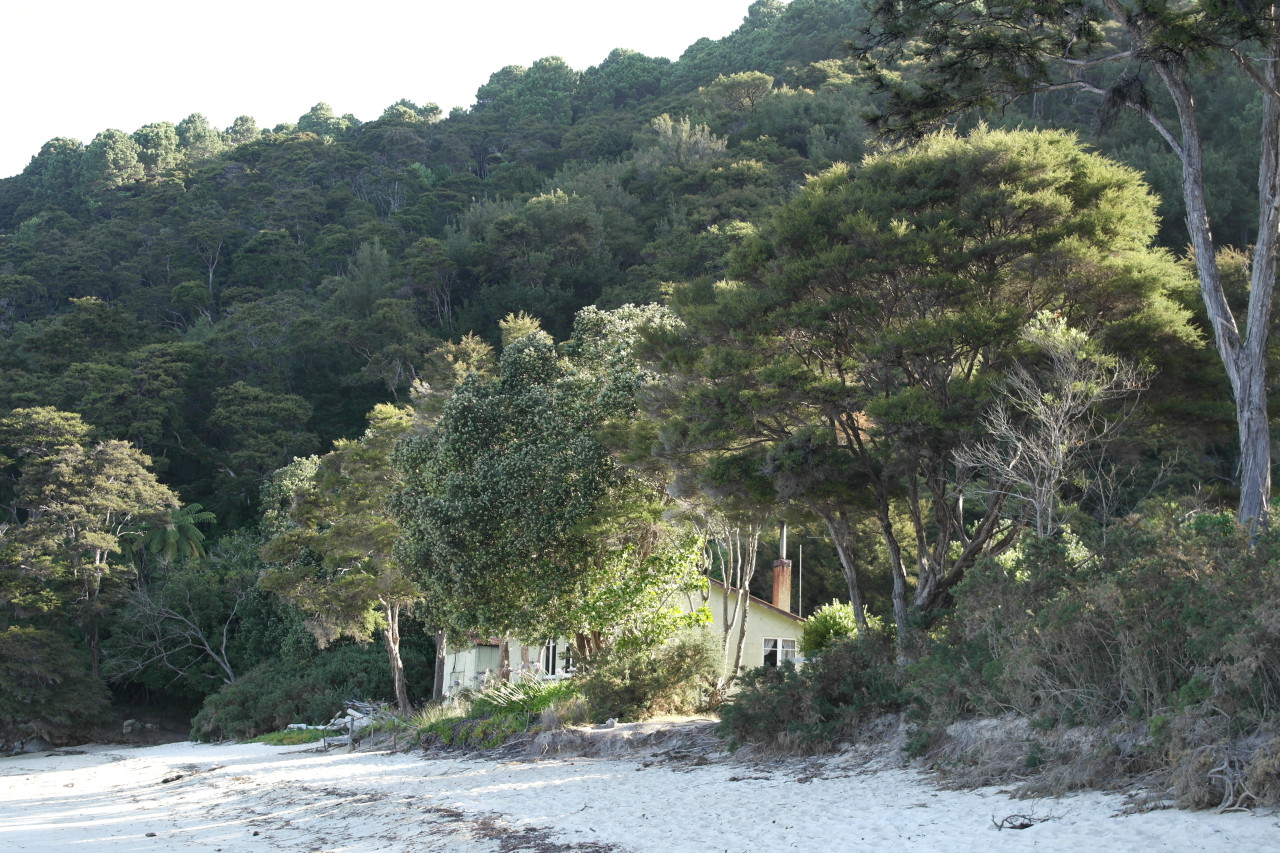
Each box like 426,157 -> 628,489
3,0 -> 1278,802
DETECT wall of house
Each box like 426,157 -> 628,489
682,583 -> 802,670
443,580 -> 803,694
442,638 -> 569,695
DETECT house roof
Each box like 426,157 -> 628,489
707,578 -> 804,623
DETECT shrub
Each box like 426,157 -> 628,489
800,601 -> 877,656
468,675 -> 578,719
579,628 -> 720,721
0,627 -> 111,745
247,728 -> 337,745
417,677 -> 582,750
717,627 -> 902,752
423,713 -> 533,750
191,642 -> 431,740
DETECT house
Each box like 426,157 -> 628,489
440,559 -> 803,695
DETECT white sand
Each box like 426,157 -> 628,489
2,738 -> 1277,852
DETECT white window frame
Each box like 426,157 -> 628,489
763,637 -> 798,666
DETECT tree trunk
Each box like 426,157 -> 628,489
86,624 -> 101,680
819,511 -> 869,632
497,636 -> 510,682
1240,36 -> 1280,532
432,629 -> 447,700
382,602 -> 410,716
1155,51 -> 1278,533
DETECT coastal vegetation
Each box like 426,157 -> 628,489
3,0 -> 1279,808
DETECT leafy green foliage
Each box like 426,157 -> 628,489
247,727 -> 337,745
578,629 -> 721,722
419,677 -> 578,750
260,403 -> 422,712
800,601 -> 878,657
468,676 -> 579,720
667,126 -> 1196,652
190,642 -> 431,741
717,627 -> 902,752
0,626 -> 110,743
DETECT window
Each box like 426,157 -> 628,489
543,639 -> 558,675
763,638 -> 798,667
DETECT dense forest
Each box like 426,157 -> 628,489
3,0 -> 1280,807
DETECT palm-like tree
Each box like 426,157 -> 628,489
124,503 -> 216,578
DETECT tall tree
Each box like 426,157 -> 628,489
392,325 -> 615,641
260,404 -> 421,714
858,0 -> 1280,531
0,408 -> 177,675
393,309 -> 687,656
663,128 -> 1195,652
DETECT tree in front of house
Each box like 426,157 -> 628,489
392,308 -> 700,669
661,127 -> 1196,655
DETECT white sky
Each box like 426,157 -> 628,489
1,0 -> 759,179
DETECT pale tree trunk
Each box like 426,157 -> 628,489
1146,23 -> 1280,534
697,516 -> 764,686
381,601 -> 410,716
1242,35 -> 1280,530
432,629 -> 446,700
817,510 -> 869,632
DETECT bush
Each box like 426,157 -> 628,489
579,628 -> 720,721
800,600 -> 877,656
468,675 -> 578,719
894,511 -> 1280,804
191,642 -> 431,740
247,728 -> 337,745
0,627 -> 111,745
417,677 -> 582,750
940,515 -> 1280,729
423,712 -> 534,750
717,627 -> 902,752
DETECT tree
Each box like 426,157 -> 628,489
122,503 -> 216,577
393,310 -> 689,659
665,128 -> 1195,653
176,113 -> 224,160
131,123 -> 180,176
107,530 -> 255,689
0,408 -> 177,675
0,626 -> 110,744
22,138 -> 84,210
701,72 -> 775,115
956,314 -> 1148,539
393,325 -> 615,642
80,130 -> 144,197
224,115 -> 260,146
207,382 -> 318,512
296,103 -> 353,138
858,0 -> 1280,531
261,404 -> 421,714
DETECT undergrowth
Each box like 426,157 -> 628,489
246,728 -> 337,745
713,509 -> 1280,808
419,676 -> 580,750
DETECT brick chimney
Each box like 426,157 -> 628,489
772,559 -> 792,613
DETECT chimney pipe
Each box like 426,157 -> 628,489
772,558 -> 792,613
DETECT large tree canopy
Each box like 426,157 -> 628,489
656,127 -> 1196,652
0,407 -> 177,675
857,0 -> 1280,530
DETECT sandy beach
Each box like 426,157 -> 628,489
2,734 -> 1277,852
